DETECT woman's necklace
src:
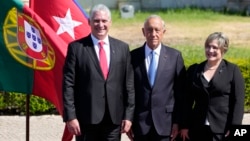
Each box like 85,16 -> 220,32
205,64 -> 218,70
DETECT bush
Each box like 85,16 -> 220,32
0,92 -> 57,115
238,59 -> 250,112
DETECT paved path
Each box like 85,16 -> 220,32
0,115 -> 130,141
0,114 -> 250,141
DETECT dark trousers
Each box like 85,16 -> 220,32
75,123 -> 121,141
189,125 -> 228,141
76,106 -> 121,141
134,124 -> 170,141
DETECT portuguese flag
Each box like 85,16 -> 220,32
0,0 -> 67,115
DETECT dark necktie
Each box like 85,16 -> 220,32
148,51 -> 157,86
99,41 -> 108,79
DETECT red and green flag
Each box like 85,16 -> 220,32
1,0 -> 90,140
0,0 -> 68,115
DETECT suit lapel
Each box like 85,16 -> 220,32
192,62 -> 207,91
107,37 -> 117,80
154,46 -> 168,87
141,47 -> 149,85
85,35 -> 105,79
136,45 -> 150,87
210,60 -> 226,90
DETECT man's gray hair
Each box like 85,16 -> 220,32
144,15 -> 166,30
89,4 -> 111,21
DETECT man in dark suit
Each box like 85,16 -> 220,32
128,15 -> 186,141
62,4 -> 135,141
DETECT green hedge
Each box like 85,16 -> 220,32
0,92 -> 56,115
238,59 -> 250,112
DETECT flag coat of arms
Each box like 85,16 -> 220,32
0,0 -> 68,117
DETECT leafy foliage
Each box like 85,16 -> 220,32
0,92 -> 56,115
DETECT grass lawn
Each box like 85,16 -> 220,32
110,8 -> 250,49
110,8 -> 250,67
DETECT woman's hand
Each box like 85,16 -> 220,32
180,129 -> 189,141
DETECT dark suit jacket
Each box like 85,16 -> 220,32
62,34 -> 135,125
131,43 -> 186,136
182,59 -> 245,133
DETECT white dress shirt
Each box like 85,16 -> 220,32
91,34 -> 110,69
145,44 -> 161,73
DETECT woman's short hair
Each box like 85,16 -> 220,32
205,32 -> 229,53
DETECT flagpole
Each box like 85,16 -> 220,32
26,94 -> 30,141
24,0 -> 31,141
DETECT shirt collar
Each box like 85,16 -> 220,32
145,43 -> 161,57
91,34 -> 109,46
